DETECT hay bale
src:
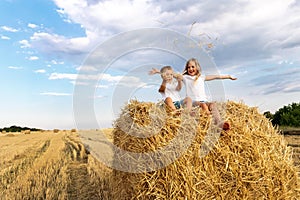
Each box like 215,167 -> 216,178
53,129 -> 60,133
111,100 -> 300,199
71,129 -> 77,133
23,130 -> 31,134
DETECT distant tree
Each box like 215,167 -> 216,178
263,111 -> 274,121
272,102 -> 300,127
0,126 -> 41,132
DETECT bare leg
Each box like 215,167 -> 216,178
164,97 -> 176,111
183,97 -> 196,116
209,102 -> 230,131
200,102 -> 210,114
183,97 -> 192,111
208,102 -> 220,123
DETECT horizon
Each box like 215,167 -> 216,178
1,0 -> 300,130
1,100 -> 299,130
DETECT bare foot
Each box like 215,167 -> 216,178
218,121 -> 230,131
222,121 -> 230,131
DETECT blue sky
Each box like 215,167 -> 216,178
1,0 -> 300,130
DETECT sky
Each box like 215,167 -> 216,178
0,0 -> 300,130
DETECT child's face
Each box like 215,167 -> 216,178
161,69 -> 173,82
187,61 -> 198,76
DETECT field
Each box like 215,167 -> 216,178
0,129 -> 299,199
282,130 -> 300,168
0,129 -> 112,199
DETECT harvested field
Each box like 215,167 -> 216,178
283,131 -> 300,168
0,102 -> 300,199
0,130 -> 112,199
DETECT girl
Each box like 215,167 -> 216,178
181,58 -> 237,130
149,66 -> 192,112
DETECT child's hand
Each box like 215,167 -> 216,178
173,73 -> 182,81
148,68 -> 160,75
229,76 -> 237,80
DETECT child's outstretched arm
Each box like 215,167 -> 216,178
205,75 -> 237,81
148,68 -> 160,75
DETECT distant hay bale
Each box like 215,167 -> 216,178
111,100 -> 300,199
23,130 -> 31,134
71,129 -> 77,133
53,129 -> 60,133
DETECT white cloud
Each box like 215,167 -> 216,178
27,0 -> 164,60
49,72 -> 120,81
51,60 -> 64,65
100,73 -> 123,82
282,82 -> 300,93
19,40 -> 31,48
141,85 -> 155,89
34,69 -> 46,73
70,81 -> 90,86
29,32 -> 90,60
76,65 -> 97,71
40,92 -> 72,96
24,0 -> 300,79
1,35 -> 10,40
49,73 -> 78,80
28,23 -> 38,29
250,65 -> 300,95
1,26 -> 18,32
187,0 -> 296,40
8,66 -> 23,70
53,0 -> 161,32
28,56 -> 39,60
48,72 -> 147,88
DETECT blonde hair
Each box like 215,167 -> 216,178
160,66 -> 173,78
183,58 -> 202,82
160,65 -> 172,73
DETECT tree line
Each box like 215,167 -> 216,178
0,125 -> 41,133
264,102 -> 300,127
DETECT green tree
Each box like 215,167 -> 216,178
263,111 -> 274,121
272,102 -> 300,127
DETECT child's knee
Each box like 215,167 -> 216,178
208,102 -> 216,110
200,103 -> 210,113
165,97 -> 173,103
184,97 -> 192,104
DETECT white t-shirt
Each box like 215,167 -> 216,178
160,79 -> 181,102
182,74 -> 208,101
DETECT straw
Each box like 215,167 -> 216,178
111,100 -> 300,199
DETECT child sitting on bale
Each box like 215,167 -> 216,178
149,66 -> 192,113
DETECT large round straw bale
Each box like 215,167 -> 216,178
111,100 -> 300,199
